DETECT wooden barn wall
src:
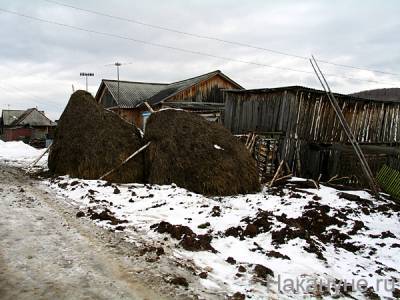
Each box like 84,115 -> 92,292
294,92 -> 400,144
224,90 -> 400,144
224,90 -> 297,134
167,75 -> 239,103
224,90 -> 400,184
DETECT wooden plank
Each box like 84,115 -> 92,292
25,145 -> 51,174
99,142 -> 151,180
144,102 -> 155,113
310,57 -> 379,197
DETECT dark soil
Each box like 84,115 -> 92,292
197,222 -> 210,229
76,211 -> 85,218
265,250 -> 290,260
180,233 -> 215,252
139,246 -> 165,257
225,226 -> 244,239
151,221 -> 216,252
87,208 -> 128,225
226,257 -> 236,264
238,266 -> 246,273
151,221 -> 192,240
198,272 -> 208,279
211,206 -> 221,217
363,287 -> 380,300
243,224 -> 258,237
224,210 -> 273,240
393,288 -> 400,298
348,220 -> 366,235
337,192 -> 370,205
226,210 -> 274,240
169,276 -> 189,288
222,196 -> 369,262
381,231 -> 396,239
253,264 -> 274,278
228,292 -> 246,300
266,199 -> 368,260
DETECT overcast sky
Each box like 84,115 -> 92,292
0,0 -> 399,120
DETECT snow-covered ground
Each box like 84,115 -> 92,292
43,176 -> 400,299
1,140 -> 399,299
0,140 -> 47,167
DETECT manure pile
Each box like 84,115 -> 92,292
144,109 -> 260,196
48,90 -> 144,183
49,92 -> 260,195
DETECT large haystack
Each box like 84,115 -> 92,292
144,109 -> 260,196
48,90 -> 144,183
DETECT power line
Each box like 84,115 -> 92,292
0,8 -> 313,75
0,7 -> 399,86
45,0 -> 400,77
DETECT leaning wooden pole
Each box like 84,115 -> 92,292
99,142 -> 151,180
312,58 -> 377,187
144,102 -> 155,113
25,145 -> 51,174
269,160 -> 285,187
310,56 -> 380,197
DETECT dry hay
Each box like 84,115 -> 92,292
48,90 -> 144,183
144,109 -> 260,196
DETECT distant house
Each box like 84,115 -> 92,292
95,70 -> 243,128
0,108 -> 56,144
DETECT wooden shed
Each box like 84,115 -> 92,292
223,86 -> 400,185
95,70 -> 243,129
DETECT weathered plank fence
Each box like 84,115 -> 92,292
224,86 -> 400,185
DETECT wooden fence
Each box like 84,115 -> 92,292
224,87 -> 400,185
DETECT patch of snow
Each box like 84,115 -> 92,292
42,176 -> 400,299
214,144 -> 224,150
0,141 -> 47,167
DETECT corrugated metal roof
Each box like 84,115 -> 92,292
223,85 -> 399,104
100,70 -> 243,108
103,80 -> 168,108
1,110 -> 25,126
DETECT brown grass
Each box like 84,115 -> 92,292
48,90 -> 144,183
144,109 -> 260,196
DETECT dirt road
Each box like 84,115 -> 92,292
0,166 -> 191,300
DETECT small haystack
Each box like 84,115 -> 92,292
144,109 -> 260,196
49,90 -> 144,183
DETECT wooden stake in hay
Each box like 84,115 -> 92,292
144,109 -> 260,196
48,90 -> 144,183
99,142 -> 151,180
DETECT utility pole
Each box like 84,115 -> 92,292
114,62 -> 122,103
105,61 -> 133,102
80,72 -> 94,91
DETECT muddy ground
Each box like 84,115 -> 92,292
0,166 -> 208,300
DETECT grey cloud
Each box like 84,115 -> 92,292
0,0 -> 399,120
